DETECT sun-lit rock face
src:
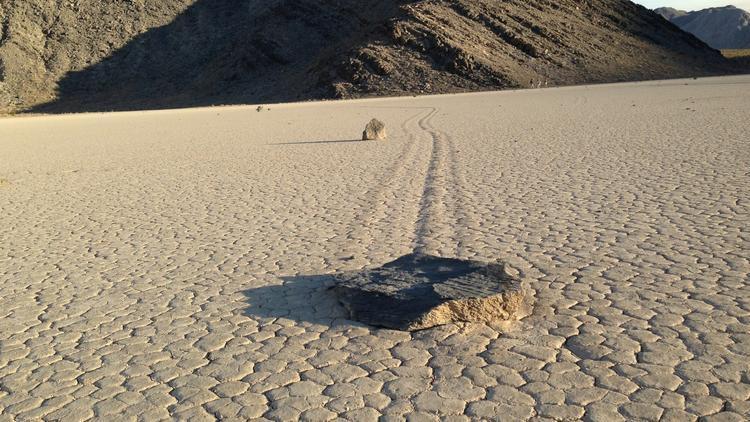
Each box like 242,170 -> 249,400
363,119 -> 387,141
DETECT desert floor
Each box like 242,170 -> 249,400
1,76 -> 749,421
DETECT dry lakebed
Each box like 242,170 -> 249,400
1,76 -> 749,421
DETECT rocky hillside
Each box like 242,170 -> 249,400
656,5 -> 750,49
0,0 -> 739,113
0,0 -> 196,112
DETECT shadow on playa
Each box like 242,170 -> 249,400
241,275 -> 351,326
269,139 -> 365,146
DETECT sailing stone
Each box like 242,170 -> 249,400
331,253 -> 526,331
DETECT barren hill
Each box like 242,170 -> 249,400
656,5 -> 750,49
0,0 -> 739,113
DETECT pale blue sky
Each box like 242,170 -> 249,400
635,1 -> 750,12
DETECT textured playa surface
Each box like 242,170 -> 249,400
1,76 -> 749,421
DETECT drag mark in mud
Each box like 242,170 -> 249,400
413,107 -> 451,254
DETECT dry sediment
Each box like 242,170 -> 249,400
0,76 -> 748,420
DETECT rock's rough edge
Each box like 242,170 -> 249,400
409,289 -> 525,331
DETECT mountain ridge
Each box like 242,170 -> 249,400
656,5 -> 750,49
0,0 -> 741,114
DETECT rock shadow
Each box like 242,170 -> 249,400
241,275 -> 349,326
269,139 -> 366,146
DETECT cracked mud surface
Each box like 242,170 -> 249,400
1,76 -> 749,421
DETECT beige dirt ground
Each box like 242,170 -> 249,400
1,76 -> 749,421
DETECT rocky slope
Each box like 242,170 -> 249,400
0,0 -> 740,113
656,5 -> 750,49
0,0 -> 196,112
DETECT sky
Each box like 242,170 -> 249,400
635,1 -> 750,12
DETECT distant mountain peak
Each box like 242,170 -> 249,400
655,7 -> 688,20
657,4 -> 750,49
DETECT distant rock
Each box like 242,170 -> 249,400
657,5 -> 750,49
362,119 -> 386,140
331,253 -> 526,331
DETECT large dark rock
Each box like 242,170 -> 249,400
331,253 -> 526,331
